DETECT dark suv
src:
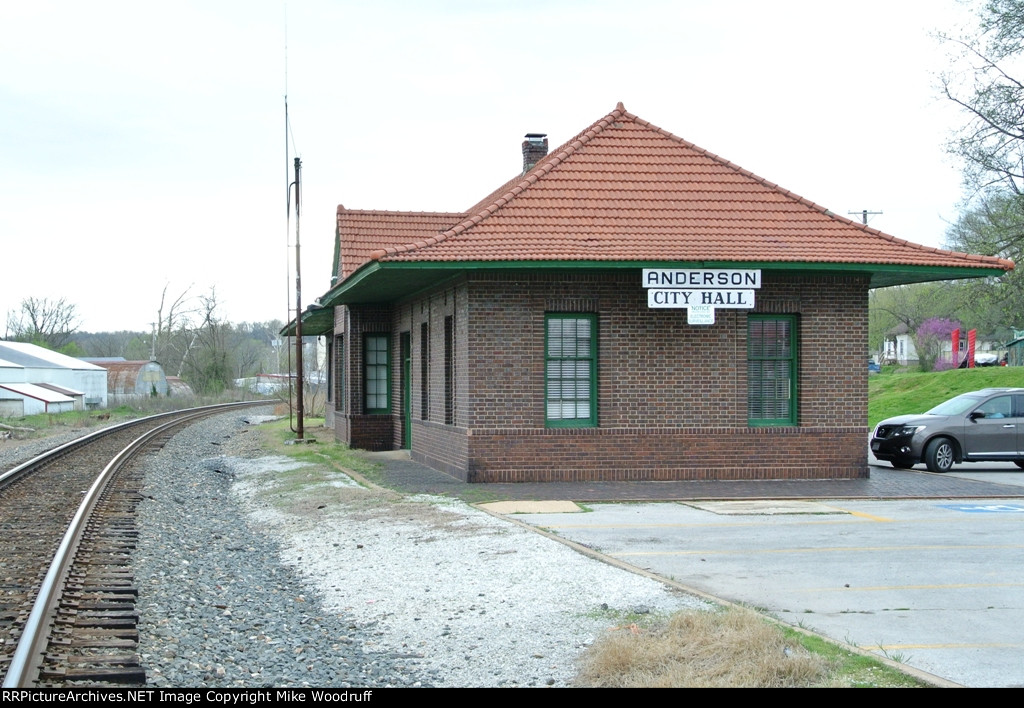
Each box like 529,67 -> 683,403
871,388 -> 1024,473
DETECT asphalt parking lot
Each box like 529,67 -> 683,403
366,448 -> 1024,687
513,459 -> 1024,688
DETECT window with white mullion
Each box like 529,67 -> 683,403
545,314 -> 597,427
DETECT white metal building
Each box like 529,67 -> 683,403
0,342 -> 107,414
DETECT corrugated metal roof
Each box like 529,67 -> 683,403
0,382 -> 75,403
34,382 -> 84,396
0,342 -> 104,370
85,359 -> 164,394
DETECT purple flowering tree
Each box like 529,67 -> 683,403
914,317 -> 962,372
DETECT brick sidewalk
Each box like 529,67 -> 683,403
358,451 -> 1024,504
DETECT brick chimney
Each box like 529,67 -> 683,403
522,133 -> 548,174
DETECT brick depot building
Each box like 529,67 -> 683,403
300,103 -> 1012,483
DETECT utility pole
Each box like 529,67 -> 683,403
848,209 -> 882,225
293,156 -> 304,440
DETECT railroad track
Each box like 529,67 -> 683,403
0,401 -> 270,688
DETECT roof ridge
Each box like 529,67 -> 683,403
338,205 -> 466,218
369,102 -> 629,261
622,109 -> 1015,270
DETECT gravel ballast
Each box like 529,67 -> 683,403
16,409 -> 712,687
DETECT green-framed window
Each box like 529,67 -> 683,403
545,314 -> 597,427
747,315 -> 797,426
364,333 -> 390,414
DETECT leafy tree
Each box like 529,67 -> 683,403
915,317 -> 962,372
868,282 -> 959,358
936,2 -> 1024,334
4,296 -> 80,349
945,193 -> 1024,330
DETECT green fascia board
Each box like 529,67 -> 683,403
318,260 -> 1007,307
280,306 -> 334,336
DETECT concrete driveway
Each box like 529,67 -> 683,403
515,462 -> 1024,688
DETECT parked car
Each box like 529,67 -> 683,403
871,388 -> 1024,472
975,352 -> 999,367
868,359 -> 881,374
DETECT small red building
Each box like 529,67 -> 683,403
300,103 -> 1012,482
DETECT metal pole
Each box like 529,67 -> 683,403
294,156 -> 304,439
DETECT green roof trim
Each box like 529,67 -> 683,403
281,305 -> 334,337
318,259 -> 1008,307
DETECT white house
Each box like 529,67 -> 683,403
882,324 -> 918,366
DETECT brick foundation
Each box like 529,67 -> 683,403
465,426 -> 868,482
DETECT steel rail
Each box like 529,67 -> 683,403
2,401 -> 267,687
0,401 -> 260,488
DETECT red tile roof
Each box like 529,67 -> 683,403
337,103 -> 1013,276
336,208 -> 466,280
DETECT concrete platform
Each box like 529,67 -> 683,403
360,450 -> 1024,504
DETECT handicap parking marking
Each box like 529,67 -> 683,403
937,503 -> 1024,513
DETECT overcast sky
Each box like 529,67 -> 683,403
0,0 -> 982,334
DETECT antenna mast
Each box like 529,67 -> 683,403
293,156 -> 304,439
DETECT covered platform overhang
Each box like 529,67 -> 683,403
283,258 -> 1011,336
281,304 -> 334,337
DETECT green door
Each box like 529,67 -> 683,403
401,332 -> 411,449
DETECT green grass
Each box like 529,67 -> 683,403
777,626 -> 928,688
265,417 -> 383,479
0,406 -> 141,438
868,366 -> 1024,428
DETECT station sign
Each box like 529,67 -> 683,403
647,289 -> 755,308
643,269 -> 761,289
642,268 -> 762,325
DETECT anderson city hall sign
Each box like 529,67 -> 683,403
643,268 -> 762,325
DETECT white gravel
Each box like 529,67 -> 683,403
226,429 -> 710,687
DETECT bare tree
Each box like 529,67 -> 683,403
178,287 -> 232,394
148,283 -> 198,374
5,296 -> 81,349
940,0 -> 1024,195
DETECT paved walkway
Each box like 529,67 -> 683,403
359,451 -> 1024,503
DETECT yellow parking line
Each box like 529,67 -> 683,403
868,642 -> 1024,651
611,543 -> 1024,557
800,581 -> 1024,592
845,510 -> 894,522
540,518 -> 870,530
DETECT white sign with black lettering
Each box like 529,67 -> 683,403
643,268 -> 762,325
643,268 -> 761,289
647,289 -> 756,308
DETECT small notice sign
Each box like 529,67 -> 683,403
687,305 -> 715,325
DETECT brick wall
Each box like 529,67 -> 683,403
393,284 -> 469,462
331,303 -> 396,451
330,270 -> 871,481
458,270 -> 869,481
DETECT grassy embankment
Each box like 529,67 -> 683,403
868,366 -> 1024,428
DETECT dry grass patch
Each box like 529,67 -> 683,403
577,608 -> 828,688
